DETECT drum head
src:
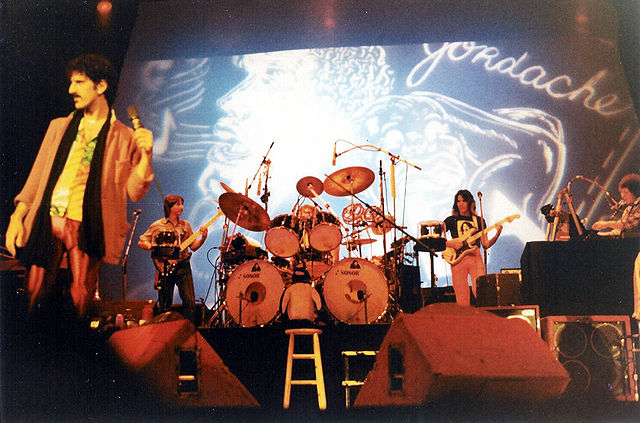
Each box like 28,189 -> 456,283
225,260 -> 284,327
323,258 -> 388,324
265,214 -> 300,257
309,212 -> 342,252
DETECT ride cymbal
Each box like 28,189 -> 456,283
324,166 -> 375,196
219,192 -> 270,231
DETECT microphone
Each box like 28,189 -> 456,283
332,141 -> 337,166
126,105 -> 144,130
249,291 -> 259,303
133,209 -> 142,216
611,199 -> 626,210
477,191 -> 482,199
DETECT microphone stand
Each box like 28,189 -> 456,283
477,192 -> 488,275
247,141 -> 275,197
121,210 -> 141,302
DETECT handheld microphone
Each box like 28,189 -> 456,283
332,141 -> 337,166
611,199 -> 626,210
126,105 -> 144,130
133,209 -> 142,216
477,191 -> 482,198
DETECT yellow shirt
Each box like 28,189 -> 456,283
49,119 -> 98,221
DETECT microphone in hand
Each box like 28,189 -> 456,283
127,105 -> 144,130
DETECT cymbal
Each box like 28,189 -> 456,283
342,238 -> 376,247
324,166 -> 375,196
219,192 -> 270,231
220,182 -> 236,193
296,176 -> 324,198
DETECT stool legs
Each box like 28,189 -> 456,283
312,333 -> 327,410
283,331 -> 296,408
283,329 -> 326,410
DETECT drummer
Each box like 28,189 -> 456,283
280,271 -> 323,328
138,195 -> 208,322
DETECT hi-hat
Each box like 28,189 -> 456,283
296,176 -> 324,198
324,166 -> 375,196
219,192 -> 270,231
342,238 -> 376,247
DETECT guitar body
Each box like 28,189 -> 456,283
442,245 -> 479,266
150,209 -> 224,285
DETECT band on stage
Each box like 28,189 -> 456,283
4,54 -> 640,328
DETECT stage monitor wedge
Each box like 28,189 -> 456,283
108,318 -> 259,408
354,303 -> 569,406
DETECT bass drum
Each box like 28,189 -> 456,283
225,260 -> 284,327
322,258 -> 388,324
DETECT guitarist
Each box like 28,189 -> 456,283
443,189 -> 502,306
138,195 -> 208,322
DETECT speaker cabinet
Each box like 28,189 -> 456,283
476,273 -> 521,306
398,265 -> 422,313
108,319 -> 259,407
354,303 -> 569,406
541,315 -> 637,402
478,305 -> 540,335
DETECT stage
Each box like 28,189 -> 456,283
3,298 -> 640,421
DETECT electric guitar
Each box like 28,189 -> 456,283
153,209 -> 224,282
442,214 -> 520,265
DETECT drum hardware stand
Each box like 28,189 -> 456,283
206,295 -> 227,327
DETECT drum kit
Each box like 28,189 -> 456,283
207,165 -> 410,327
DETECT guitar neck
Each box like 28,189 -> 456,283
179,209 -> 223,252
467,214 -> 519,245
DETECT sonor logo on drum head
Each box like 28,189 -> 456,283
340,270 -> 360,276
251,263 -> 261,272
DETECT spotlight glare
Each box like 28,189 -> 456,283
97,1 -> 112,15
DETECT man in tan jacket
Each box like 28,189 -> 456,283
5,54 -> 154,318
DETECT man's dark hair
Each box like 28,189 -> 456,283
619,173 -> 640,197
451,189 -> 477,216
65,54 -> 117,104
164,195 -> 184,218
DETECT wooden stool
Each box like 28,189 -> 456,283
283,328 -> 326,410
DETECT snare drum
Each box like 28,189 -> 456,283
309,211 -> 342,252
265,214 -> 301,257
322,258 -> 388,324
225,260 -> 284,327
294,248 -> 335,280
